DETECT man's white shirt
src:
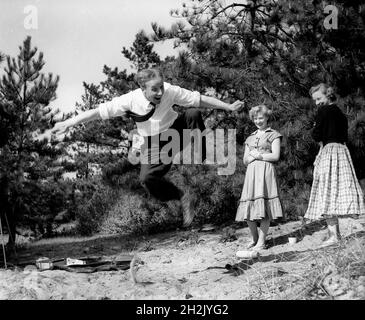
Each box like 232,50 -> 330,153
98,82 -> 201,137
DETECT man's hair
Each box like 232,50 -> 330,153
135,68 -> 163,88
309,83 -> 336,102
248,104 -> 273,121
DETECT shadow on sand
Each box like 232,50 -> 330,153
223,225 -> 365,277
266,220 -> 327,248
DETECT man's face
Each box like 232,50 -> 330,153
142,77 -> 164,105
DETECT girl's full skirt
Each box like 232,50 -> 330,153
305,143 -> 365,220
236,160 -> 284,221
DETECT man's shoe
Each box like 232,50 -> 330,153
181,192 -> 194,227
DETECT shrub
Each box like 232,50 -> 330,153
280,183 -> 312,221
75,180 -> 119,236
100,192 -> 181,235
98,160 -> 245,235
15,179 -> 75,238
348,111 -> 365,180
167,157 -> 245,226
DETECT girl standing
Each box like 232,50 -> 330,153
305,83 -> 365,246
236,105 -> 284,252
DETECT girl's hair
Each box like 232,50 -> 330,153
309,83 -> 336,102
248,104 -> 273,121
135,68 -> 163,88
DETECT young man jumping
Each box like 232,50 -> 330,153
44,68 -> 244,227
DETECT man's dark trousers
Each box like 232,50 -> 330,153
139,108 -> 206,202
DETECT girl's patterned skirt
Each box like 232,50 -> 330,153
305,143 -> 365,220
236,160 -> 284,221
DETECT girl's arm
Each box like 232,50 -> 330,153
252,138 -> 281,162
243,145 -> 255,165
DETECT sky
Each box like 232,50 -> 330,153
0,0 -> 185,113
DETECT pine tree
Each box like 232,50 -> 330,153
122,30 -> 161,70
0,36 -> 63,246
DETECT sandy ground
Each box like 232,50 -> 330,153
1,217 -> 364,300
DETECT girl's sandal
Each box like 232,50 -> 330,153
319,237 -> 340,248
251,244 -> 266,252
246,241 -> 257,249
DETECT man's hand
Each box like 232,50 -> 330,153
51,120 -> 70,137
34,120 -> 70,143
227,100 -> 245,112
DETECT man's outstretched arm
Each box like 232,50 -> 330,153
35,108 -> 102,142
53,108 -> 101,135
199,95 -> 244,112
66,108 -> 101,127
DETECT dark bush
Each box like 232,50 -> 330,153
74,179 -> 119,236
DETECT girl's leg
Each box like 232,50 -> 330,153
325,217 -> 341,243
246,220 -> 259,247
253,217 -> 270,249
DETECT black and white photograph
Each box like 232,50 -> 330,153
0,0 -> 365,303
